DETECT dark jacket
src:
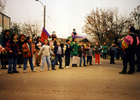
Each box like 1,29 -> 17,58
1,35 -> 9,47
18,39 -> 25,52
54,45 -> 63,57
65,44 -> 72,56
5,40 -> 19,58
78,45 -> 86,57
136,35 -> 140,52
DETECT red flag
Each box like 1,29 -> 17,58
41,28 -> 50,43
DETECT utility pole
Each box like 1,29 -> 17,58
44,5 -> 46,28
35,0 -> 46,29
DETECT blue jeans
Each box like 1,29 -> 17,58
40,56 -> 51,70
23,57 -> 34,70
52,55 -> 62,68
80,56 -> 85,66
8,58 -> 17,73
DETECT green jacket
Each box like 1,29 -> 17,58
71,42 -> 79,56
102,45 -> 108,53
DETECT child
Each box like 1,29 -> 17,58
38,39 -> 54,71
52,40 -> 64,70
109,43 -> 116,64
35,36 -> 42,66
102,43 -> 108,59
87,43 -> 93,65
65,39 -> 72,68
5,33 -> 21,74
50,31 -> 57,41
94,42 -> 101,64
22,36 -> 36,73
17,34 -> 25,68
71,38 -> 79,67
78,42 -> 86,67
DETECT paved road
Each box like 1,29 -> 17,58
0,58 -> 140,100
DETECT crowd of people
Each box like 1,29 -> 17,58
0,27 -> 140,75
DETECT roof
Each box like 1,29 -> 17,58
79,38 -> 91,43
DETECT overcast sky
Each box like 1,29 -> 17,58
4,0 -> 140,38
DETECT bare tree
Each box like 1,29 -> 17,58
10,22 -> 21,36
130,5 -> 140,30
82,7 -> 132,45
21,22 -> 41,41
0,0 -> 7,12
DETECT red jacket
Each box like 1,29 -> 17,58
22,42 -> 35,58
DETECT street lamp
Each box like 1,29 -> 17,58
35,0 -> 46,29
137,5 -> 140,30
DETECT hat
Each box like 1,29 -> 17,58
4,29 -> 10,34
52,31 -> 55,33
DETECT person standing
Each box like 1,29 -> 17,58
52,40 -> 64,70
38,39 -> 54,71
87,43 -> 93,65
0,45 -> 5,74
1,29 -> 10,69
49,36 -> 58,66
102,43 -> 108,59
35,36 -> 42,66
65,39 -> 72,68
94,42 -> 101,64
17,34 -> 25,68
135,30 -> 140,72
119,27 -> 139,74
116,45 -> 120,60
109,43 -> 116,64
5,33 -> 21,74
79,42 -> 86,67
71,38 -> 79,67
22,36 -> 36,73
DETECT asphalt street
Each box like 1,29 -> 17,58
0,58 -> 140,100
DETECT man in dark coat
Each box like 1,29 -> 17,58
119,27 -> 139,74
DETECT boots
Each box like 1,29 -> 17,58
75,64 -> 78,67
72,64 -> 75,67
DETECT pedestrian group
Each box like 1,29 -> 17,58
0,27 -> 140,75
